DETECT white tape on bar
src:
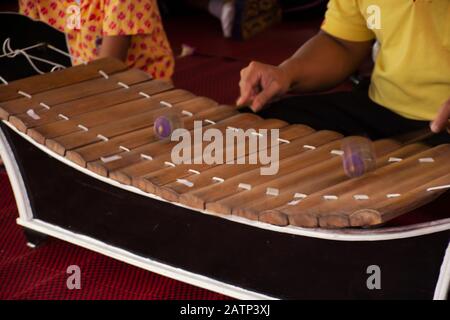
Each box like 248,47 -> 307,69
39,102 -> 50,110
288,199 -> 302,206
141,154 -> 153,161
388,157 -> 403,163
100,154 -> 122,163
101,155 -> 122,163
303,145 -> 316,150
164,161 -> 176,168
278,138 -> 290,144
419,157 -> 435,163
98,70 -> 109,79
238,183 -> 252,191
26,109 -> 40,120
77,124 -> 89,132
251,132 -> 263,137
188,169 -> 200,175
18,90 -> 32,99
427,185 -> 450,192
331,150 -> 344,156
0,76 -> 8,85
119,146 -> 130,152
386,194 -> 401,198
353,194 -> 370,200
139,92 -> 151,99
204,119 -> 216,125
212,177 -> 224,183
176,179 -> 194,188
323,195 -> 339,200
288,193 -> 308,206
160,101 -> 172,108
266,188 -> 279,196
97,134 -> 109,142
117,81 -> 129,89
181,110 -> 193,117
58,114 -> 69,121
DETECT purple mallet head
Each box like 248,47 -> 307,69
154,116 -> 173,139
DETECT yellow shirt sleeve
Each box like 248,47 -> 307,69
321,0 -> 375,42
103,0 -> 159,36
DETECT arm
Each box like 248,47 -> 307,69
431,98 -> 450,133
98,35 -> 131,62
237,31 -> 373,111
281,31 -> 373,93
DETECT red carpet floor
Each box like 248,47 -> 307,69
0,169 -> 230,300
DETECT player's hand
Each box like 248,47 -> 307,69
237,61 -> 291,112
431,97 -> 450,134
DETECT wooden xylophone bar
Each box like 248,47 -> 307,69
1,58 -> 449,229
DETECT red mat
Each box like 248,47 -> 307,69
0,169 -> 230,300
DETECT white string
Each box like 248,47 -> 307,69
1,38 -> 67,75
46,44 -> 75,60
0,39 -> 45,59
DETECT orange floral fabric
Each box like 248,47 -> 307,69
19,0 -> 174,80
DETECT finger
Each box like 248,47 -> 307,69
251,80 -> 281,112
237,75 -> 261,106
236,83 -> 252,106
431,100 -> 450,133
237,62 -> 262,106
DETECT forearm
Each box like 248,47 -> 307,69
279,31 -> 373,93
98,35 -> 131,62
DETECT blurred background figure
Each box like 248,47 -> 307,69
18,0 -> 175,80
161,0 -> 282,39
159,0 -> 327,40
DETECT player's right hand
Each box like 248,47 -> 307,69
237,61 -> 291,112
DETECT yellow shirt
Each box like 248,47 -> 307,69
322,0 -> 450,120
19,0 -> 174,80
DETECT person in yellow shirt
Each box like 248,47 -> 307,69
19,0 -> 175,80
237,0 -> 450,142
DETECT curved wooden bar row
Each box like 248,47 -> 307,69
1,58 -> 448,229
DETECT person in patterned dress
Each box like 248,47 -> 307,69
19,0 -> 175,80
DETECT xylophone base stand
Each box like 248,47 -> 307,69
23,227 -> 48,249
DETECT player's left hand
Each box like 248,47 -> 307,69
431,97 -> 450,134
